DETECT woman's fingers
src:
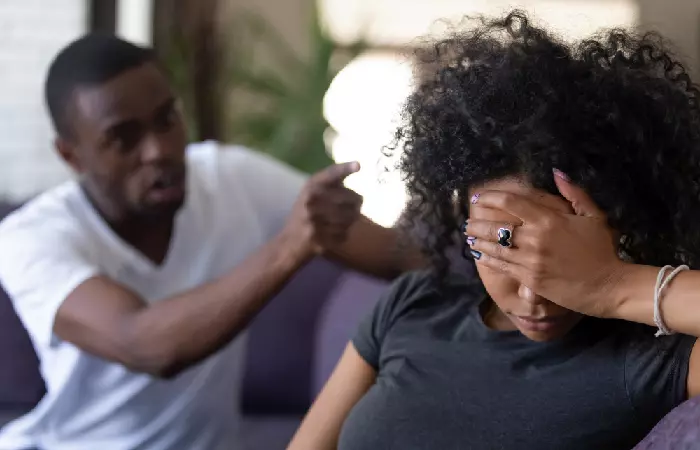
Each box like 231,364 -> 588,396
471,249 -> 530,281
471,190 -> 552,224
465,219 -> 548,270
464,219 -> 528,249
468,237 -> 521,264
553,170 -> 605,218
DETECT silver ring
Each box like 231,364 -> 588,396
497,227 -> 513,248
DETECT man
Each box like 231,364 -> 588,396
0,34 -> 422,450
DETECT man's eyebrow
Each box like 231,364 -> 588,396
153,97 -> 177,117
103,118 -> 140,136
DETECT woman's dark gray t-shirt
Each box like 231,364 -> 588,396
338,271 -> 696,450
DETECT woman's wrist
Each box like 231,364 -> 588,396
605,263 -> 658,326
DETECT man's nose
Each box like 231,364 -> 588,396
140,134 -> 172,164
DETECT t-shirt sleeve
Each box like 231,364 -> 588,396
220,145 -> 308,241
352,271 -> 433,370
625,326 -> 697,423
0,222 -> 99,349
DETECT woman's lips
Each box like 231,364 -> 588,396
510,314 -> 567,332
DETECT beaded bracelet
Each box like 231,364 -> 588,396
653,265 -> 689,337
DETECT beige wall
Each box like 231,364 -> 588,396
0,0 -> 85,200
220,0 -> 312,60
226,0 -> 700,75
637,0 -> 700,76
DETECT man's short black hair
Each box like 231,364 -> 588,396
45,33 -> 156,139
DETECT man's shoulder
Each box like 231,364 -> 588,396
0,181 -> 85,242
186,140 -> 307,180
184,141 -> 307,211
186,140 -> 263,172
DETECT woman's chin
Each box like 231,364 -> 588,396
510,315 -> 583,342
518,328 -> 564,342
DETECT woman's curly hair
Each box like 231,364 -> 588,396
390,10 -> 700,278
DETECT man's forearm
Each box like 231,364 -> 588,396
127,229 -> 309,377
611,263 -> 700,338
327,216 -> 427,280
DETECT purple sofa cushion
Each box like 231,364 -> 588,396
313,273 -> 387,396
633,395 -> 700,449
241,257 -> 344,415
0,202 -> 46,415
240,415 -> 304,450
0,283 -> 45,411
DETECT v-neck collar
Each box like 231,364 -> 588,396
76,186 -> 189,276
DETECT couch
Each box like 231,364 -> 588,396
1,201 -> 699,449
0,200 -> 389,449
238,259 -> 387,448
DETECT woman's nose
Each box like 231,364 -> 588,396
518,284 -> 545,305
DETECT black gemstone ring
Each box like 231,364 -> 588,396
497,227 -> 513,248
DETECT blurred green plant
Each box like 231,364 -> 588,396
156,0 -> 225,144
160,2 -> 368,174
223,4 -> 368,174
162,33 -> 201,143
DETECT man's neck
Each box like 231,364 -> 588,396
82,186 -> 176,265
111,217 -> 175,265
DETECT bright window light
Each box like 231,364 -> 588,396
323,52 -> 415,226
321,0 -> 639,226
117,0 -> 154,46
320,0 -> 639,46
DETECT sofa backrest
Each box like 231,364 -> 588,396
633,395 -> 700,449
312,272 -> 387,397
240,257 -> 347,415
0,202 -> 46,417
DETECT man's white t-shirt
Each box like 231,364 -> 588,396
0,141 -> 307,450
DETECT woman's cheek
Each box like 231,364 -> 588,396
477,266 -> 519,304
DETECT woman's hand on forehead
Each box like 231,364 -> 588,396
469,188 -> 573,220
463,171 -> 627,319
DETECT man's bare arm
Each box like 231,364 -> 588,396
55,230 -> 307,378
327,216 -> 427,280
54,162 -> 364,378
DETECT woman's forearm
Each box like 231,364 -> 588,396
610,264 -> 700,337
288,344 -> 376,450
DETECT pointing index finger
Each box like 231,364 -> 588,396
314,161 -> 361,186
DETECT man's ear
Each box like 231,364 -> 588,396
55,136 -> 83,173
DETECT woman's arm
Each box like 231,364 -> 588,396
613,265 -> 700,337
613,266 -> 700,398
287,343 -> 377,450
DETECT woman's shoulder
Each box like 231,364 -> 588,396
352,269 -> 484,369
377,269 -> 485,321
386,268 -> 481,296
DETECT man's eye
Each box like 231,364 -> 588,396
105,129 -> 141,153
154,107 -> 178,132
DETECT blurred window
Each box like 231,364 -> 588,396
0,0 -> 87,200
321,0 -> 638,225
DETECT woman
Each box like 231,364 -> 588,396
288,11 -> 700,450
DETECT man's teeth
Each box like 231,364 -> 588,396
154,176 -> 177,189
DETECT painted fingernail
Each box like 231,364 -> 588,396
471,193 -> 480,204
460,221 -> 468,234
470,250 -> 482,260
466,236 -> 476,246
553,169 -> 570,182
